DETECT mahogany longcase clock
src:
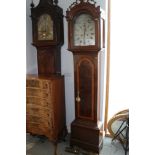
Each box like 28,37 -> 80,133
30,0 -> 64,74
66,0 -> 105,153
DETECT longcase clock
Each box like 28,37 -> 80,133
66,0 -> 105,153
30,0 -> 64,74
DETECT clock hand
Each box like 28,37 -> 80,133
83,23 -> 86,45
45,16 -> 47,33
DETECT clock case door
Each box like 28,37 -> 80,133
66,1 -> 105,153
74,55 -> 98,121
30,0 -> 64,74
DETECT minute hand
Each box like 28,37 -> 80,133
83,23 -> 86,45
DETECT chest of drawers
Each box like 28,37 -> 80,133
26,74 -> 66,141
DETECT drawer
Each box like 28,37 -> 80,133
26,115 -> 50,128
26,97 -> 50,108
26,88 -> 50,99
26,79 -> 42,88
26,105 -> 50,118
26,123 -> 50,134
26,79 -> 50,90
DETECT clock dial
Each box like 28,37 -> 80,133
73,14 -> 95,46
37,14 -> 53,40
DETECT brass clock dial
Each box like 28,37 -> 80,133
37,14 -> 53,40
73,13 -> 95,46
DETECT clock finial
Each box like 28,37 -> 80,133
68,0 -> 97,11
30,0 -> 34,8
39,0 -> 54,5
54,0 -> 58,5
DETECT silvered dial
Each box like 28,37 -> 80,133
37,14 -> 53,40
73,13 -> 95,46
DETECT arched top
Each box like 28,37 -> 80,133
37,14 -> 54,40
31,0 -> 58,8
30,0 -> 63,18
66,0 -> 101,21
68,0 -> 97,10
77,57 -> 95,68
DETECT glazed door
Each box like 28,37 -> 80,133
74,55 -> 97,121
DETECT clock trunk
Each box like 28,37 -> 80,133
71,54 -> 103,153
37,46 -> 61,74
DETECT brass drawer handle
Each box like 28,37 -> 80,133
76,91 -> 81,102
43,83 -> 48,89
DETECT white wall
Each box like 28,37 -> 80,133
108,0 -> 129,120
26,0 -> 106,132
26,0 -> 38,74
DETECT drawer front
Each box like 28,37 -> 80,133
26,116 -> 55,132
26,79 -> 42,88
26,88 -> 50,99
26,105 -> 55,127
26,97 -> 50,107
26,79 -> 50,90
26,105 -> 50,118
26,115 -> 50,128
26,122 -> 51,134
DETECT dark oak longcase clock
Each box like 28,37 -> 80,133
30,0 -> 64,74
66,0 -> 105,153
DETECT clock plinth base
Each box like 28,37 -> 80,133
70,120 -> 103,153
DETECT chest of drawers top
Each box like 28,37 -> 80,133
26,74 -> 64,86
27,74 -> 63,79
